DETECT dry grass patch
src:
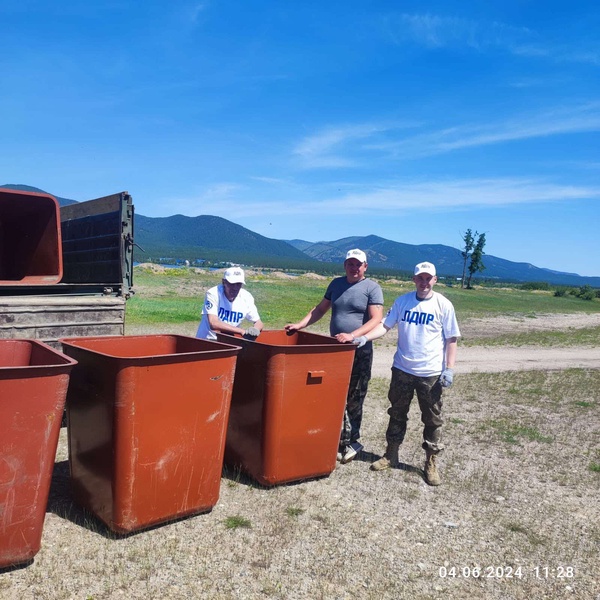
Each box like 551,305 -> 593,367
1,368 -> 599,599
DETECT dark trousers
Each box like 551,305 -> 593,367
385,367 -> 444,454
340,344 -> 373,447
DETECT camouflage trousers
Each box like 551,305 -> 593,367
385,367 -> 445,454
339,344 -> 373,447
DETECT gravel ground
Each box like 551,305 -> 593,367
1,314 -> 599,599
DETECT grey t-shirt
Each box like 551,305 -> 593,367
324,277 -> 384,336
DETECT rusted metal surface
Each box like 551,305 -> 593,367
0,340 -> 76,568
216,329 -> 356,486
61,335 -> 240,534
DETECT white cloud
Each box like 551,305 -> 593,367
388,13 -> 532,52
293,124 -> 379,168
176,177 -> 600,219
292,121 -> 419,168
188,2 -> 209,25
294,103 -> 600,167
162,182 -> 242,215
559,49 -> 600,67
317,179 -> 599,213
250,176 -> 291,185
386,13 -> 600,67
430,103 -> 600,153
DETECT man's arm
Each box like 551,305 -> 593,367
445,337 -> 458,369
335,304 -> 384,343
346,321 -> 390,346
285,298 -> 331,333
207,313 -> 247,336
440,336 -> 458,387
363,321 -> 390,342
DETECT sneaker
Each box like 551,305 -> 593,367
336,451 -> 343,462
340,442 -> 363,464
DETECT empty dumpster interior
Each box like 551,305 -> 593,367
0,189 -> 63,285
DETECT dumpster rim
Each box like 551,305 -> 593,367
60,333 -> 241,361
216,329 -> 357,352
0,338 -> 77,371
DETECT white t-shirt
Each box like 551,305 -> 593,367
196,284 -> 261,340
383,291 -> 461,377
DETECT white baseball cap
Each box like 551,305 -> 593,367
345,248 -> 367,264
414,262 -> 436,276
223,267 -> 245,284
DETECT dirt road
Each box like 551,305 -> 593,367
370,312 -> 600,376
371,344 -> 600,377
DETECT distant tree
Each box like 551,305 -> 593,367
466,233 -> 486,289
460,229 -> 475,289
576,285 -> 596,301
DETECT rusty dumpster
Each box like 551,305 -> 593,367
60,334 -> 240,534
216,330 -> 355,486
0,339 -> 76,568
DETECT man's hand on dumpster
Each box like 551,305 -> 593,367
440,368 -> 454,387
284,323 -> 300,336
335,332 -> 355,344
243,327 -> 261,340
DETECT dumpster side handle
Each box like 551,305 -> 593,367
307,371 -> 325,384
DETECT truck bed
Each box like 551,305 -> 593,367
0,190 -> 134,345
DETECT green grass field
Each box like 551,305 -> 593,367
127,266 -> 600,346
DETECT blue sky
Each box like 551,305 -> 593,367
2,1 -> 599,277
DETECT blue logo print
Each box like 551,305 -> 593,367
401,310 -> 434,325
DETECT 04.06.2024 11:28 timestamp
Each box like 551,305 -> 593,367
438,565 -> 576,579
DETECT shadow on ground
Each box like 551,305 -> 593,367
46,460 -> 212,540
355,449 -> 425,479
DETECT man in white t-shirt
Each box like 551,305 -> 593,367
353,261 -> 460,485
196,267 -> 264,341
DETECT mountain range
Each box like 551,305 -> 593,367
3,184 -> 599,287
285,235 -> 600,286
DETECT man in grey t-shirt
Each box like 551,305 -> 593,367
285,249 -> 384,464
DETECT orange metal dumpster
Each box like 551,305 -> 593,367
60,334 -> 240,534
0,188 -> 63,285
216,330 -> 356,486
0,339 -> 76,568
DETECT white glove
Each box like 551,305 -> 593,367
440,368 -> 454,387
243,327 -> 261,339
353,335 -> 368,348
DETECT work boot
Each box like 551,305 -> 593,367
370,443 -> 400,471
424,452 -> 441,486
